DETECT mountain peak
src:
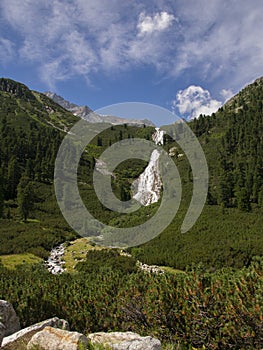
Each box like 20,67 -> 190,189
0,78 -> 35,101
45,92 -> 155,126
223,76 -> 263,112
44,92 -> 91,113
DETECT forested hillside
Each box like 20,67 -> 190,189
0,78 -> 153,258
131,78 -> 263,269
0,78 -> 80,185
191,77 -> 263,209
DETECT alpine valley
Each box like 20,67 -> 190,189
0,77 -> 263,349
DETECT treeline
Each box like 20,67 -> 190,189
1,252 -> 263,349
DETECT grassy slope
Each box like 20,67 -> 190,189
0,253 -> 42,269
0,182 -> 78,258
63,238 -> 104,272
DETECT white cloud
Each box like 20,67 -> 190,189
0,0 -> 263,94
137,11 -> 175,36
0,38 -> 15,64
39,59 -> 68,89
172,86 -> 222,120
220,89 -> 234,102
172,0 -> 263,88
0,1 -> 178,88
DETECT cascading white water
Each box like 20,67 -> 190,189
152,127 -> 166,145
132,149 -> 162,206
132,128 -> 167,206
45,244 -> 65,274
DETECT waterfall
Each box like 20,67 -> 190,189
152,127 -> 166,145
132,149 -> 162,206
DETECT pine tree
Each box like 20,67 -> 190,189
258,187 -> 263,207
25,158 -> 34,179
119,130 -> 123,141
0,169 -> 4,218
17,176 -> 35,221
120,184 -> 130,201
236,187 -> 251,212
7,156 -> 20,199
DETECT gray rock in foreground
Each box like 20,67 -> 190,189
0,300 -> 162,350
0,300 -> 21,346
27,326 -> 89,350
88,331 -> 162,350
2,317 -> 69,348
0,322 -> 6,348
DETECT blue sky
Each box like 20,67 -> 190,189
0,0 -> 263,124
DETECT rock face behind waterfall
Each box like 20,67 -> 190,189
132,149 -> 162,206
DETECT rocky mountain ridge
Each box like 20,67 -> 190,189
44,91 -> 154,126
223,76 -> 263,112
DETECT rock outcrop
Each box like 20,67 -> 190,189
44,92 -> 154,126
27,326 -> 89,350
95,158 -> 114,177
168,146 -> 178,157
2,317 -> 69,348
88,331 -> 162,350
137,261 -> 164,274
0,322 -> 5,348
0,300 -> 21,345
0,300 -> 162,350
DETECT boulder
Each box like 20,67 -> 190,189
88,331 -> 162,350
1,317 -> 69,348
27,326 -> 89,350
0,322 -> 6,347
0,300 -> 20,345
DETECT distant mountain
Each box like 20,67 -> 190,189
44,92 -> 94,120
44,92 -> 155,126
